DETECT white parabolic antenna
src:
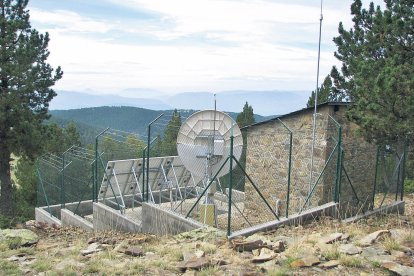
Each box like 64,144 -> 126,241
177,110 -> 243,180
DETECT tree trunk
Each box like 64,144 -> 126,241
0,147 -> 13,217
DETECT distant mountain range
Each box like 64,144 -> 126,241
49,106 -> 272,145
50,89 -> 310,116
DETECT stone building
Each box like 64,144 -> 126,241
243,102 -> 377,217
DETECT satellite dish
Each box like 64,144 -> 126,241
177,110 -> 243,181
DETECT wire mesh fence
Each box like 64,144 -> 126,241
35,109 -> 410,236
372,139 -> 407,209
36,153 -> 64,218
62,146 -> 95,216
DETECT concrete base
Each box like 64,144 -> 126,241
229,202 -> 338,239
142,203 -> 204,235
343,200 -> 405,223
93,202 -> 141,232
61,209 -> 93,231
35,207 -> 62,226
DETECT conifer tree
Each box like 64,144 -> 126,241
236,102 -> 255,128
330,0 -> 414,142
0,0 -> 62,217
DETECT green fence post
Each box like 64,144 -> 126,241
227,135 -> 234,236
400,138 -> 408,201
277,118 -> 292,218
371,146 -> 381,210
146,114 -> 164,203
334,126 -> 342,202
61,153 -> 65,209
142,147 -> 146,202
146,125 -> 150,202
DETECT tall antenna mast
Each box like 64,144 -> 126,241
309,0 -> 324,195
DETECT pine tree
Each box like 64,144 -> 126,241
0,0 -> 62,217
307,75 -> 333,107
162,109 -> 181,156
236,102 -> 255,128
330,0 -> 414,142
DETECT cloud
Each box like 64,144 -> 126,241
29,1 -> 382,95
30,8 -> 113,34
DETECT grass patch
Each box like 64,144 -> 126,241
30,257 -> 53,272
322,248 -> 341,261
339,255 -> 364,268
267,268 -> 291,276
198,265 -> 220,276
382,236 -> 401,252
0,259 -> 21,275
200,243 -> 217,254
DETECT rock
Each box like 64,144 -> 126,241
390,229 -> 410,243
177,257 -> 210,271
55,259 -> 85,270
194,250 -> 205,258
231,239 -> 264,252
339,244 -> 362,255
359,230 -> 390,246
361,246 -> 388,258
319,260 -> 340,269
124,246 -> 144,257
251,248 -> 276,263
0,229 -> 39,247
341,233 -> 350,241
395,255 -> 414,267
291,256 -> 320,268
382,262 -> 414,276
319,233 -> 343,244
271,240 -> 285,253
80,243 -> 103,256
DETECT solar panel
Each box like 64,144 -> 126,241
98,156 -> 202,212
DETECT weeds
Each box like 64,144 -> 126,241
339,255 -> 364,268
30,257 -> 53,272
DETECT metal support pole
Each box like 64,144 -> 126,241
277,118 -> 293,218
371,146 -> 381,210
227,135 -> 234,236
142,147 -> 146,202
400,138 -> 408,201
61,153 -> 65,208
334,126 -> 342,202
146,114 -> 164,202
94,128 -> 109,202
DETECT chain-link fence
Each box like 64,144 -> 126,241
372,139 -> 407,209
36,109 -> 409,236
36,153 -> 64,218
62,146 -> 95,217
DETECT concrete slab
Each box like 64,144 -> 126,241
61,209 -> 93,231
343,200 -> 404,223
93,202 -> 141,232
35,207 -> 62,226
228,202 -> 339,239
142,203 -> 204,235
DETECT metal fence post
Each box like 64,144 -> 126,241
276,118 -> 292,218
227,134 -> 234,236
400,138 -> 408,201
146,114 -> 164,202
334,126 -> 342,202
371,146 -> 381,210
61,153 -> 65,208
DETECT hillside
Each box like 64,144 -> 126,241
49,106 -> 270,144
1,194 -> 413,275
49,90 -> 308,116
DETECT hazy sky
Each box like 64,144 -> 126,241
27,0 -> 383,97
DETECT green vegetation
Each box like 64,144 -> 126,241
312,0 -> 414,143
0,0 -> 63,218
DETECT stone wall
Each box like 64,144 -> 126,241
331,106 -> 377,216
244,104 -> 377,217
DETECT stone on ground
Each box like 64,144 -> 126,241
339,244 -> 362,255
0,229 -> 39,247
359,230 -> 390,246
382,262 -> 414,276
